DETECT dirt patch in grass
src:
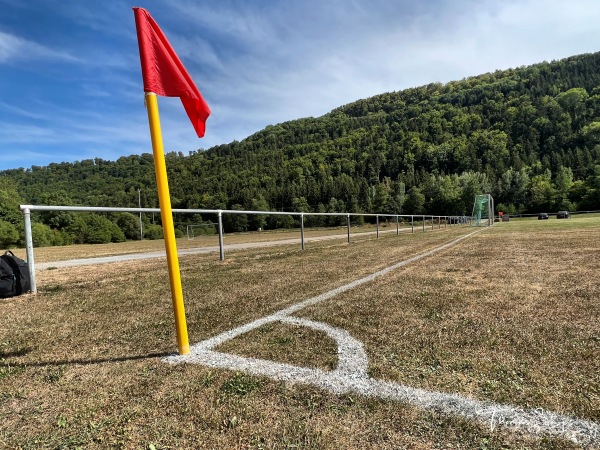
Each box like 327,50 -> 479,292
0,222 -> 596,448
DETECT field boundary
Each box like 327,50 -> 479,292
164,229 -> 600,445
35,227 -> 407,270
21,203 -> 471,292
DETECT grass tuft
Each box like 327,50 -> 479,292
220,372 -> 262,397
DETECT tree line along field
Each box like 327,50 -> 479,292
2,51 -> 600,247
0,216 -> 598,448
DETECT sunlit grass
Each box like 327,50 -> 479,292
0,219 -> 597,448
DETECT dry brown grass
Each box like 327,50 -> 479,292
0,220 -> 598,449
17,223 -> 410,263
300,220 -> 600,424
216,322 -> 339,372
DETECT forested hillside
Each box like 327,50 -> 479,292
2,51 -> 600,246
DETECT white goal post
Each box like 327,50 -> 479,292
471,194 -> 494,227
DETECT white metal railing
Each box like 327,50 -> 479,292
20,204 -> 472,293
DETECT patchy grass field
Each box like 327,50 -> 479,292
0,219 -> 598,449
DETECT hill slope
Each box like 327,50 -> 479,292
1,51 -> 600,244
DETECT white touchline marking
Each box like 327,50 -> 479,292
164,229 -> 600,446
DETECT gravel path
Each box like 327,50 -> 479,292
36,228 -> 407,269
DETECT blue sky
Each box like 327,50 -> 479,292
1,0 -> 600,171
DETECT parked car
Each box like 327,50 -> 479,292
556,211 -> 571,219
538,213 -> 549,220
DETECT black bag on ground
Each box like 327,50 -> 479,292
0,251 -> 31,298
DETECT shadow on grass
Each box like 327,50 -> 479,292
0,350 -> 172,367
0,348 -> 32,358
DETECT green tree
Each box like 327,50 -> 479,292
65,213 -> 125,244
435,175 -> 462,214
497,168 -> 530,213
556,87 -> 588,118
31,222 -> 58,247
267,213 -> 295,229
35,190 -> 76,230
0,220 -> 20,248
459,172 -> 491,215
113,213 -> 142,240
403,187 -> 425,214
223,204 -> 248,232
0,179 -> 24,226
553,166 -> 574,210
567,179 -> 586,209
529,171 -> 555,212
144,224 -> 164,240
249,195 -> 270,231
579,165 -> 600,209
371,183 -> 390,214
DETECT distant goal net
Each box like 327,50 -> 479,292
471,194 -> 494,227
186,223 -> 218,239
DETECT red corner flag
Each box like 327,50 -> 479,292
133,7 -> 210,138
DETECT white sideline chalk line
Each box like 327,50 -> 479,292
165,229 -> 600,446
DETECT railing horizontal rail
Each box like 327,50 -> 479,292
20,204 -> 473,293
20,205 -> 464,220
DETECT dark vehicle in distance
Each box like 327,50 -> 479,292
538,213 -> 549,220
557,211 -> 571,219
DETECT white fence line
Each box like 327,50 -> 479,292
19,204 -> 473,293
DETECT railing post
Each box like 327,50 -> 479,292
396,215 -> 399,235
411,215 -> 414,233
217,210 -> 225,261
347,214 -> 351,243
431,216 -> 434,231
138,188 -> 143,240
22,207 -> 37,293
376,215 -> 379,238
422,215 -> 425,232
300,213 -> 305,250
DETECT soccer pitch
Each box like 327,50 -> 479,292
1,218 -> 599,448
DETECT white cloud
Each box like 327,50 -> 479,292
0,101 -> 45,120
3,0 -> 600,170
132,0 -> 600,153
206,0 -> 600,123
0,30 -> 77,63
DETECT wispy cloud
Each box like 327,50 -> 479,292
0,30 -> 78,64
2,0 -> 600,170
0,101 -> 46,120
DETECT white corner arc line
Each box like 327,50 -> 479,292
279,316 -> 369,378
164,229 -> 600,446
169,349 -> 600,445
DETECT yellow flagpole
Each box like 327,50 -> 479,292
144,92 -> 190,355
